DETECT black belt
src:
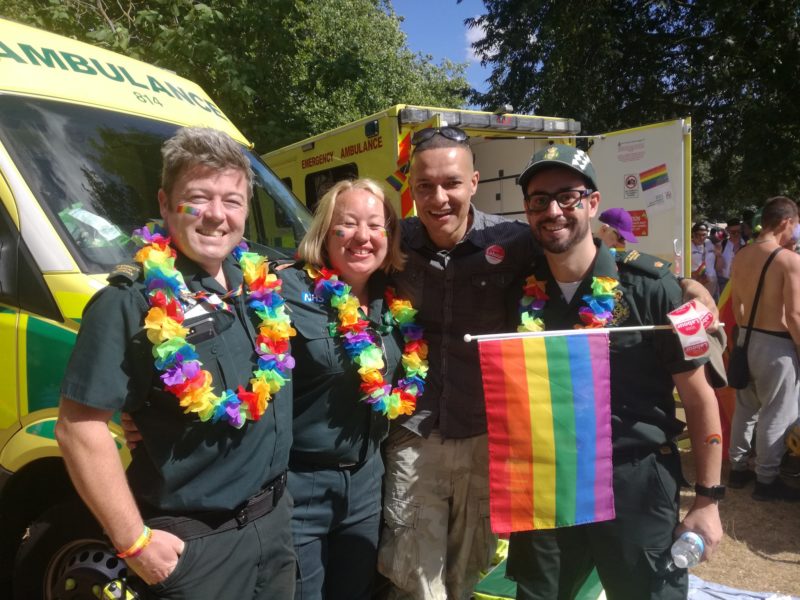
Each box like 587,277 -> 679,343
612,444 -> 675,466
144,471 -> 287,540
289,451 -> 369,471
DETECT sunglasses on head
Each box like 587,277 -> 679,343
411,126 -> 469,146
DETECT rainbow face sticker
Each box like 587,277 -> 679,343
178,204 -> 202,217
333,228 -> 346,238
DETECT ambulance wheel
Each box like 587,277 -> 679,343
13,500 -> 127,600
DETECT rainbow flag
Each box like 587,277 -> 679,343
639,163 -> 669,191
385,169 -> 406,192
478,333 -> 615,533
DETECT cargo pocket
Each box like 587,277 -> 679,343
378,497 -> 420,590
467,497 -> 496,576
642,545 -> 686,595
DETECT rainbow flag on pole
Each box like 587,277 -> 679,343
478,332 -> 615,533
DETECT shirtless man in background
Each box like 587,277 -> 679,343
729,196 -> 800,501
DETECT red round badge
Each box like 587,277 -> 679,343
685,340 -> 710,357
670,302 -> 693,316
699,310 -> 714,330
676,317 -> 702,336
485,245 -> 505,265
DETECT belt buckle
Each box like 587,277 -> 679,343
235,507 -> 249,527
338,461 -> 358,469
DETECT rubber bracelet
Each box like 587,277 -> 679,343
116,525 -> 152,559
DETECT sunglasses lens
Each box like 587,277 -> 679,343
411,128 -> 435,145
411,127 -> 468,145
439,127 -> 468,142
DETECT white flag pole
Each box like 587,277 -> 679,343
464,324 -> 675,343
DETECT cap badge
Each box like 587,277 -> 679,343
572,149 -> 590,171
543,146 -> 559,160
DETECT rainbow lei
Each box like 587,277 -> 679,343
304,264 -> 428,420
518,275 -> 619,332
132,223 -> 295,428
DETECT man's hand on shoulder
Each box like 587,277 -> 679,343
127,529 -> 185,585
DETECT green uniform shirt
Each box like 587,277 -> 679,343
279,264 -> 402,467
519,241 -> 708,451
61,253 -> 292,512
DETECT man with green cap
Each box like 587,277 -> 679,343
505,144 -> 724,599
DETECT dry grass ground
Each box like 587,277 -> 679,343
679,449 -> 800,597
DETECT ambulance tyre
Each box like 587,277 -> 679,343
13,500 -> 127,600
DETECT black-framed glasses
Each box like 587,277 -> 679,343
411,126 -> 469,146
524,189 -> 593,213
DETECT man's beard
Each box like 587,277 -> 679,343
531,213 -> 590,254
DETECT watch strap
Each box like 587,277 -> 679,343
694,483 -> 726,500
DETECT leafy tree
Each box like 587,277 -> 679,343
466,0 -> 800,218
4,0 -> 469,150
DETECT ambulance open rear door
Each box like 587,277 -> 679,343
588,118 -> 692,275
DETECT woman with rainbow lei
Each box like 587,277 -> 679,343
277,178 -> 428,600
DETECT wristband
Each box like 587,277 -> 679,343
116,525 -> 152,559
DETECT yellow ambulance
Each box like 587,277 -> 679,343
0,18 -> 310,598
264,105 -> 693,274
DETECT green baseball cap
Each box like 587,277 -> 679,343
518,144 -> 599,192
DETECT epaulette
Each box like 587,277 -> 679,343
107,263 -> 142,286
615,249 -> 672,279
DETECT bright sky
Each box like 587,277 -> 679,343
394,0 -> 491,95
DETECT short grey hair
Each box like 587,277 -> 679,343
161,127 -> 254,199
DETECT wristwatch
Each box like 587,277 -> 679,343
694,483 -> 726,501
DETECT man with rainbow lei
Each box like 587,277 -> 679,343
376,128 -> 719,600
57,128 -> 296,598
275,178 -> 428,599
505,144 -> 724,600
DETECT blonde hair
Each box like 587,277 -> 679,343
298,178 -> 405,273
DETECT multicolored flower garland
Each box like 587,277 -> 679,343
132,223 -> 295,428
518,275 -> 619,332
304,264 -> 428,420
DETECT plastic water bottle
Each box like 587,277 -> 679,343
670,531 -> 705,569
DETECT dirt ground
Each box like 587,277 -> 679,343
679,449 -> 800,597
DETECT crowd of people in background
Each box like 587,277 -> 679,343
691,203 -> 800,504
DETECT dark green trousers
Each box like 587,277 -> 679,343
144,491 -> 296,599
507,450 -> 688,600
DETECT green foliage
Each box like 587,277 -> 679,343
4,0 -> 469,151
467,0 -> 800,218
